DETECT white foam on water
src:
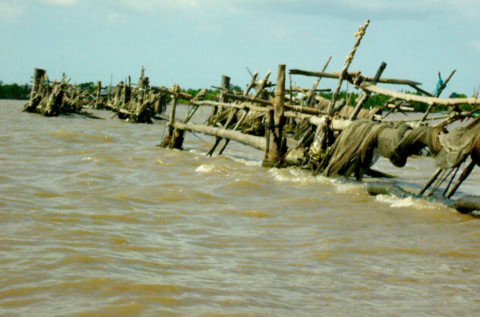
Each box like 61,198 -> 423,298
268,168 -> 332,185
333,182 -> 363,194
375,194 -> 440,210
195,164 -> 215,173
229,156 -> 262,167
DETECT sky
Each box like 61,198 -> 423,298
1,0 -> 479,96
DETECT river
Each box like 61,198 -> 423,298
1,100 -> 479,316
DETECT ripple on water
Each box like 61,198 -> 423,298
47,130 -> 114,144
2,102 -> 480,316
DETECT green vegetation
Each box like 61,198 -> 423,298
3,78 -> 475,113
0,81 -> 30,100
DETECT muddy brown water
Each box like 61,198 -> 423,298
1,100 -> 480,316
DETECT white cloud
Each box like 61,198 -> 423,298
42,0 -> 77,6
106,11 -> 127,24
0,1 -> 25,19
107,0 -> 480,20
470,40 -> 480,51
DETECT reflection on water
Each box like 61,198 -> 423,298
1,100 -> 480,315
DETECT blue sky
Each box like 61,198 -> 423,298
1,0 -> 479,96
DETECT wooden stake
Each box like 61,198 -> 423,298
350,61 -> 386,120
24,68 -> 46,112
95,81 -> 102,108
328,19 -> 370,117
160,84 -> 179,148
262,64 -> 286,167
446,160 -> 476,198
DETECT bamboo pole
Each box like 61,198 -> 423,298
328,19 -> 370,116
173,121 -> 266,151
446,160 -> 476,198
421,69 -> 456,121
95,81 -> 102,108
360,83 -> 480,107
349,62 -> 386,120
289,69 -> 422,86
307,56 -> 332,108
160,84 -> 179,148
24,68 -> 46,112
263,64 -> 286,167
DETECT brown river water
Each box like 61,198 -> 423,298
1,100 -> 480,316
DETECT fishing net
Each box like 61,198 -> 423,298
322,120 -> 387,178
435,124 -> 480,169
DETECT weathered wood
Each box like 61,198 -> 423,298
263,64 -> 286,167
173,121 -> 266,151
160,85 -> 179,148
95,81 -> 102,108
421,69 -> 457,121
192,100 -> 268,113
223,93 -> 272,106
290,69 -> 422,87
360,83 -> 480,107
446,160 -> 476,198
283,112 -> 352,130
307,56 -> 332,108
253,71 -> 272,99
409,84 -> 433,97
24,68 -> 46,112
350,62 -> 386,120
328,19 -> 370,117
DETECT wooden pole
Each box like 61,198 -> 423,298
160,84 -> 179,148
262,64 -> 286,167
328,19 -> 370,117
446,160 -> 476,198
308,56 -> 332,108
24,68 -> 46,112
421,69 -> 456,122
95,81 -> 102,108
289,69 -> 421,87
349,61 -> 387,120
31,68 -> 46,99
360,83 -> 480,107
209,75 -> 230,125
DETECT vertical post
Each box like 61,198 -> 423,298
209,75 -> 230,125
138,76 -> 149,105
161,85 -> 179,148
220,75 -> 230,103
95,81 -> 102,108
123,83 -> 131,105
24,68 -> 46,112
262,64 -> 286,167
31,68 -> 46,100
139,66 -> 145,85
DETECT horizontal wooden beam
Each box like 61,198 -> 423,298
191,100 -> 269,113
223,93 -> 273,106
173,121 -> 266,151
289,69 -> 422,86
361,83 -> 480,106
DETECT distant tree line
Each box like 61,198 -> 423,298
1,80 -> 474,112
0,82 -> 30,100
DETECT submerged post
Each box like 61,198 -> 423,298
24,68 -> 46,112
209,75 -> 230,125
262,64 -> 286,167
160,84 -> 179,148
95,81 -> 102,108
